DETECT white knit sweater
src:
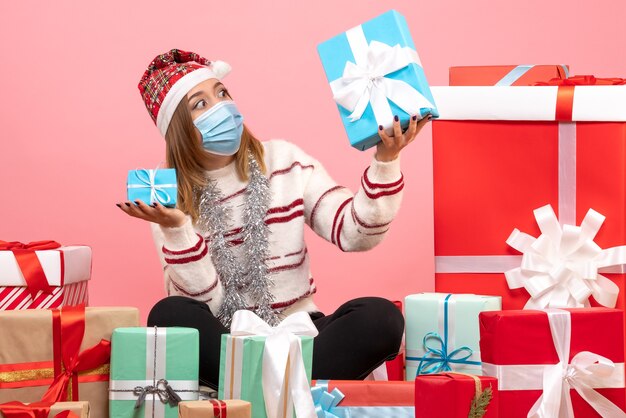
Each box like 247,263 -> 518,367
150,139 -> 404,319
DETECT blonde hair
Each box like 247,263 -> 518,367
164,98 -> 266,223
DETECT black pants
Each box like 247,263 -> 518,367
147,296 -> 404,389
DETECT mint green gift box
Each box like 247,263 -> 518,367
405,293 -> 501,380
109,327 -> 200,418
218,334 -> 314,418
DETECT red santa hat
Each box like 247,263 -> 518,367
138,48 -> 231,137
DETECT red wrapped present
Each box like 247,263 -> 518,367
480,308 -> 626,417
449,64 -> 569,86
414,373 -> 498,418
0,241 -> 91,310
311,380 -> 413,417
0,305 -> 139,418
430,77 -> 626,311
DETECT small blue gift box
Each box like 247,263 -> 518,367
317,9 -> 438,151
127,168 -> 177,207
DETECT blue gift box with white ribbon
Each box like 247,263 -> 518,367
317,9 -> 439,151
127,168 -> 177,208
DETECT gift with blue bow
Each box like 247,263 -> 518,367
127,167 -> 177,207
405,293 -> 501,379
311,380 -> 415,418
449,64 -> 569,86
317,9 -> 438,151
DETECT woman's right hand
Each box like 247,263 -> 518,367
116,200 -> 187,228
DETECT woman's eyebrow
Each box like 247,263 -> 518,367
188,90 -> 204,101
188,83 -> 224,102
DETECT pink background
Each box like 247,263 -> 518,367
1,1 -> 625,322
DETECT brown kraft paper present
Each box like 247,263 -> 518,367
0,401 -> 90,418
178,400 -> 251,418
0,307 -> 139,418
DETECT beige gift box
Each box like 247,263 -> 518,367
179,400 -> 251,418
0,307 -> 139,418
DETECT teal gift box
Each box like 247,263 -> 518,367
109,327 -> 200,418
405,293 -> 501,380
218,333 -> 314,418
317,9 -> 438,151
127,168 -> 177,207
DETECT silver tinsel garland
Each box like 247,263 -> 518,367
196,152 -> 277,327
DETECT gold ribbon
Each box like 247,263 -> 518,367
0,365 -> 109,386
444,372 -> 493,418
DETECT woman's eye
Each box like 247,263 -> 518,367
218,88 -> 229,98
194,99 -> 207,110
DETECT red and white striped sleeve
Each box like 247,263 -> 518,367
291,142 -> 404,252
150,219 -> 224,313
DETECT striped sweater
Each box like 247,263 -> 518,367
150,139 -> 404,318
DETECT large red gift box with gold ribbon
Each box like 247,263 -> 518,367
430,78 -> 626,311
0,306 -> 138,418
479,308 -> 626,417
0,241 -> 91,310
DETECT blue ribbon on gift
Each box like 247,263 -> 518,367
495,64 -> 570,86
311,382 -> 345,418
312,381 -> 415,418
128,168 -> 176,205
406,294 -> 481,376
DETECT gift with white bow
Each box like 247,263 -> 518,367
317,9 -> 438,151
109,327 -> 200,418
432,75 -> 626,310
218,310 -> 317,418
479,308 -> 626,417
405,293 -> 501,379
127,167 -> 177,207
505,204 -> 626,310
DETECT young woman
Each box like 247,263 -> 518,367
117,49 -> 431,389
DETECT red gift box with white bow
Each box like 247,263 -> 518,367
430,79 -> 626,306
479,308 -> 626,417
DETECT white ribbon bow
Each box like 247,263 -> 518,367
127,167 -> 176,205
528,309 -> 626,418
329,25 -> 434,126
231,310 -> 318,418
505,204 -> 625,309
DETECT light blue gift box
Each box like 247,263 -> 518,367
317,9 -> 439,151
404,293 -> 501,380
127,168 -> 177,208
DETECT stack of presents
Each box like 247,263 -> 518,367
3,8 -> 626,418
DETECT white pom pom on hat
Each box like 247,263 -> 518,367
210,60 -> 232,79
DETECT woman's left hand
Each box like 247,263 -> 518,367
375,113 -> 432,162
